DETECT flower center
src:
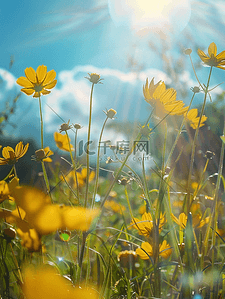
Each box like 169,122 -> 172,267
34,84 -> 43,93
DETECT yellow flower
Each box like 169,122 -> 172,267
9,186 -> 99,235
62,168 -> 95,189
130,212 -> 165,236
130,212 -> 153,236
171,212 -> 187,229
32,147 -> 54,162
197,42 -> 225,70
0,178 -> 18,203
16,65 -> 57,97
54,132 -> 74,152
159,240 -> 172,259
185,108 -> 207,129
23,266 -> 98,299
171,212 -> 209,229
104,200 -> 126,214
136,240 -> 172,260
136,242 -> 153,259
17,228 -> 42,252
0,141 -> 29,165
143,78 -> 188,118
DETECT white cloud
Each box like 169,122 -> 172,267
0,68 -> 17,90
44,64 -> 169,134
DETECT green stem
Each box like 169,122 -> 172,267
187,66 -> 213,213
74,129 -> 80,202
92,116 -> 108,208
38,96 -> 44,149
41,161 -> 51,195
85,83 -> 94,208
211,120 -> 225,299
165,93 -> 195,169
100,112 -> 152,209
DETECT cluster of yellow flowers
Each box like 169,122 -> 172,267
143,78 -> 207,129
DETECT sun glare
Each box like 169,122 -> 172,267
108,0 -> 191,36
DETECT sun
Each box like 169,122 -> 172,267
108,0 -> 191,36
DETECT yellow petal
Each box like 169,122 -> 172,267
2,146 -> 14,159
208,42 -> 217,56
44,79 -> 57,90
43,70 -> 56,85
41,89 -> 51,95
160,88 -> 176,104
21,88 -> 35,96
62,207 -> 99,231
12,186 -> 51,216
216,50 -> 225,60
179,213 -> 187,228
33,92 -> 40,98
33,205 -> 62,235
197,49 -> 209,61
19,143 -> 29,158
15,142 -> 23,157
17,76 -> 34,88
36,65 -> 47,83
25,67 -> 37,83
136,242 -> 153,260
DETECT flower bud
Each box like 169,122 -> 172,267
184,48 -> 192,55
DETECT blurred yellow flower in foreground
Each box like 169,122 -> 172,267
0,141 -> 29,165
185,108 -> 207,129
54,132 -> 74,152
16,65 -> 57,97
143,78 -> 188,118
136,240 -> 172,260
197,42 -> 225,70
130,212 -> 165,236
23,266 -> 98,299
5,186 -> 99,235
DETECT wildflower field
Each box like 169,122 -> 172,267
1,42 -> 225,299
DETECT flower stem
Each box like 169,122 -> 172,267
41,161 -> 50,195
165,92 -> 195,169
92,116 -> 108,208
85,83 -> 94,208
38,96 -> 44,149
74,129 -> 80,202
186,66 -> 213,212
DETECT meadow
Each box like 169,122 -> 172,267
0,42 -> 225,299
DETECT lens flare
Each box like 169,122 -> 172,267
108,0 -> 191,36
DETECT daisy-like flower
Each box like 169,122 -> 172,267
16,65 -> 57,98
197,42 -> 225,70
0,141 -> 29,165
143,78 -> 188,118
136,240 -> 172,260
54,132 -> 74,152
184,108 -> 207,129
130,212 -> 165,236
171,212 -> 209,229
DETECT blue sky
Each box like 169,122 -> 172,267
1,0 -> 225,154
